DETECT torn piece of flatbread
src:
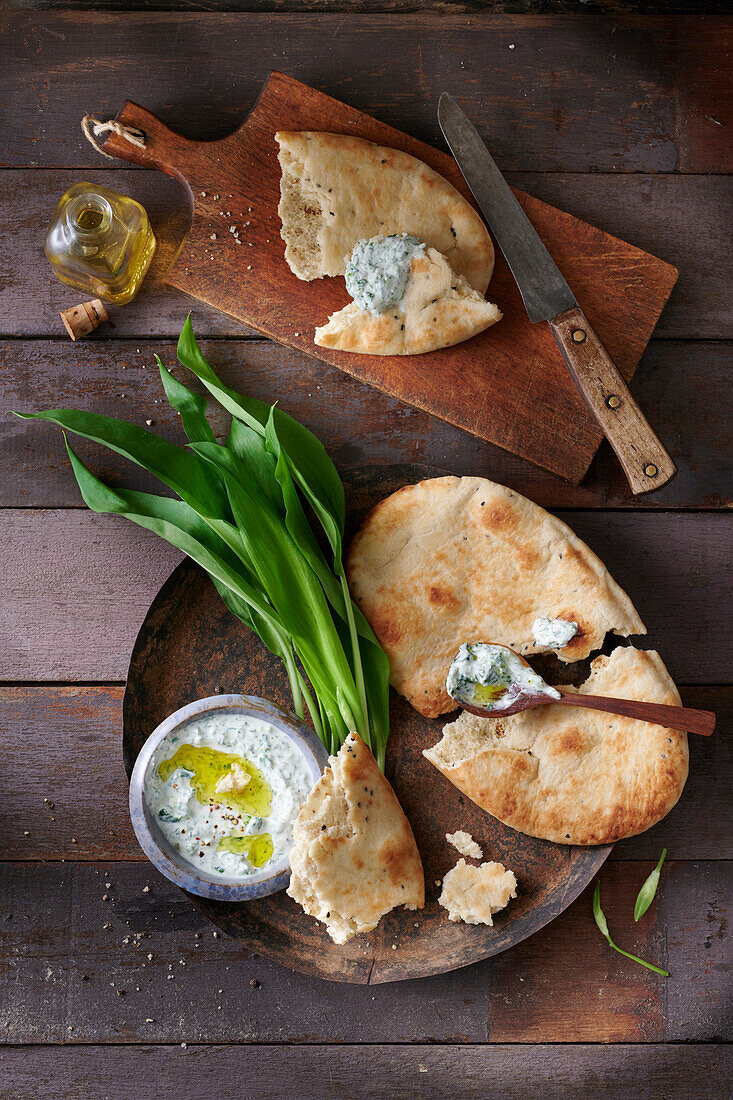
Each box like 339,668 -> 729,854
346,475 -> 645,717
276,131 -> 494,292
287,732 -> 424,944
426,647 -> 688,846
439,860 -> 517,925
446,830 -> 483,860
315,246 -> 501,355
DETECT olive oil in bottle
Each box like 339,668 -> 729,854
44,182 -> 156,304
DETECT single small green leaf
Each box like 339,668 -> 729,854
592,882 -> 669,977
634,848 -> 667,922
592,882 -> 610,938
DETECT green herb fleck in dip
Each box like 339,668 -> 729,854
345,234 -> 425,316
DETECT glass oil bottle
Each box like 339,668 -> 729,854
44,182 -> 156,304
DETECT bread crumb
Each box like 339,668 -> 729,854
215,763 -> 251,795
446,830 -> 483,860
439,860 -> 517,926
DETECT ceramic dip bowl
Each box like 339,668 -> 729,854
129,694 -> 328,901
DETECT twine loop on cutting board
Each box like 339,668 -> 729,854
81,115 -> 147,160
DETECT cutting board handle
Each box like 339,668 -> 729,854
99,101 -> 199,183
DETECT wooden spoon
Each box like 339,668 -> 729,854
449,645 -> 716,736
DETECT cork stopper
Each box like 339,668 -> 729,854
60,299 -> 109,340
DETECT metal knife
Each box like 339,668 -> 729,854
438,93 -> 676,495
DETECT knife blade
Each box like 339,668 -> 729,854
438,92 -> 576,324
437,92 -> 677,495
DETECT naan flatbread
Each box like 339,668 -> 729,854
287,732 -> 424,944
346,476 -> 645,718
425,647 -> 688,846
315,246 -> 501,355
276,132 -> 494,292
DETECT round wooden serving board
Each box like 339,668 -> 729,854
123,483 -> 610,983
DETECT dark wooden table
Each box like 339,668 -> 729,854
1,6 -> 731,1098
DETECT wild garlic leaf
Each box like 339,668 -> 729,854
592,882 -> 669,977
16,406 -> 228,519
226,417 -> 284,513
156,355 -> 216,445
263,407 -> 344,564
177,316 -> 345,535
634,849 -> 667,922
266,416 -> 344,613
191,440 -> 366,737
65,441 -> 287,640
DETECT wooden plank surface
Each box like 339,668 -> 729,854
2,509 -> 730,682
0,860 -> 729,1043
1,1044 -> 730,1100
488,859 -> 731,1043
7,0 -> 733,12
2,5 -> 731,1075
3,337 -> 731,511
2,171 -> 729,340
1,686 -> 729,863
4,14 -> 731,174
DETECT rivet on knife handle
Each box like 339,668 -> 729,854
550,306 -> 677,494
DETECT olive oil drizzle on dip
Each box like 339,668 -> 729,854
145,712 -> 313,880
157,745 -> 273,817
447,642 -> 560,712
345,234 -> 425,315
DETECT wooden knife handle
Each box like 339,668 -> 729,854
550,306 -> 677,495
557,692 -> 716,737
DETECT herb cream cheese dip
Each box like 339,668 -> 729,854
345,234 -> 425,316
447,642 -> 560,712
144,711 -> 313,881
532,616 -> 579,649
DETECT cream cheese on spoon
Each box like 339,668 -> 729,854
447,642 -> 560,712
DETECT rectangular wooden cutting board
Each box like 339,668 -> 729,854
102,72 -> 678,484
